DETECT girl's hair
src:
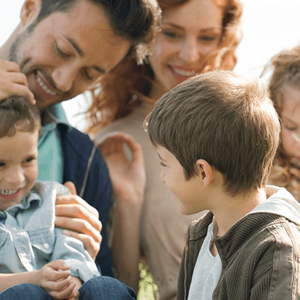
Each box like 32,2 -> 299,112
86,0 -> 243,132
262,45 -> 300,201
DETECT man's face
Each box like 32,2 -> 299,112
10,0 -> 131,110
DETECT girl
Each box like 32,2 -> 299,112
86,0 -> 243,298
263,45 -> 300,201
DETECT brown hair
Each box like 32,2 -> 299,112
0,96 -> 40,138
86,0 -> 243,132
262,45 -> 300,200
145,70 -> 280,197
28,0 -> 161,63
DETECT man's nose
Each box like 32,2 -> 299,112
52,65 -> 78,93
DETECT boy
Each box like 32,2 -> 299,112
145,70 -> 300,299
0,96 -> 136,299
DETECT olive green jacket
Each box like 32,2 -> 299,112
177,187 -> 300,300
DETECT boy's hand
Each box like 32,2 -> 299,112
55,181 -> 102,260
34,260 -> 78,299
0,59 -> 35,104
98,132 -> 146,208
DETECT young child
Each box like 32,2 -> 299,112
262,45 -> 300,201
144,70 -> 300,299
0,96 -> 136,300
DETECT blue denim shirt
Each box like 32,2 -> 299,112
0,181 -> 100,282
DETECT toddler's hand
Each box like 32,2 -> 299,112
34,260 -> 77,299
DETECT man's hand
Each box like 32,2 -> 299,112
34,260 -> 79,300
55,182 -> 102,260
0,59 -> 35,103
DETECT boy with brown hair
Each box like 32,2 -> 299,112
145,70 -> 300,299
0,96 -> 136,299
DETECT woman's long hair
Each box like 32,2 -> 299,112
262,45 -> 300,201
86,0 -> 243,132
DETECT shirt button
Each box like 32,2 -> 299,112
43,243 -> 49,249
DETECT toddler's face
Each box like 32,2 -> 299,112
0,128 -> 39,211
280,86 -> 300,160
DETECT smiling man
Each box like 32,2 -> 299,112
0,0 -> 159,278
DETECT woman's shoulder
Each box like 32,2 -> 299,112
94,109 -> 150,144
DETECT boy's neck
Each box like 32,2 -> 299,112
211,187 -> 267,237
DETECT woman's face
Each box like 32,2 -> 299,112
280,85 -> 300,159
149,0 -> 222,96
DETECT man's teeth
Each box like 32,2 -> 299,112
36,74 -> 57,96
0,189 -> 19,195
172,68 -> 195,77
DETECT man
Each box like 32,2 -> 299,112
0,0 -> 159,276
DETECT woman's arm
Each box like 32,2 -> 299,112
98,132 -> 146,291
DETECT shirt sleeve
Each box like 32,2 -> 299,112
51,227 -> 100,282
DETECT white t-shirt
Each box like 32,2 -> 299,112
187,222 -> 222,300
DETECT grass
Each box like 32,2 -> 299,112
137,261 -> 158,300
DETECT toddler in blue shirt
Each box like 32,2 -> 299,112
0,96 -> 136,300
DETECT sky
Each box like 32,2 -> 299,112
1,0 -> 300,130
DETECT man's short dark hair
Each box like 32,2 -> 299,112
0,96 -> 40,138
32,0 -> 160,61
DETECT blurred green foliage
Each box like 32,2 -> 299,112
137,261 -> 158,300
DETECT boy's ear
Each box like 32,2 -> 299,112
196,159 -> 215,187
20,0 -> 41,26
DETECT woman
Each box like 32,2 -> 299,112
262,45 -> 300,201
86,0 -> 243,298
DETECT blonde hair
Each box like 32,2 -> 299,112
262,45 -> 300,201
86,0 -> 243,133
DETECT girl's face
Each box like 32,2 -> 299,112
149,0 -> 222,98
280,85 -> 300,159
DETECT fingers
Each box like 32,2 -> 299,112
62,230 -> 101,260
48,280 -> 77,299
55,200 -> 101,232
47,259 -> 70,271
39,261 -> 79,299
55,213 -> 102,243
0,59 -> 35,104
0,59 -> 20,72
64,181 -> 77,196
98,131 -> 143,162
119,133 -> 144,164
55,191 -> 102,260
56,194 -> 99,219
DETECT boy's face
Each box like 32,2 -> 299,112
157,145 -> 206,215
0,128 -> 39,211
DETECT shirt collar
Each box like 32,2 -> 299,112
0,191 -> 43,218
41,104 -> 72,132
